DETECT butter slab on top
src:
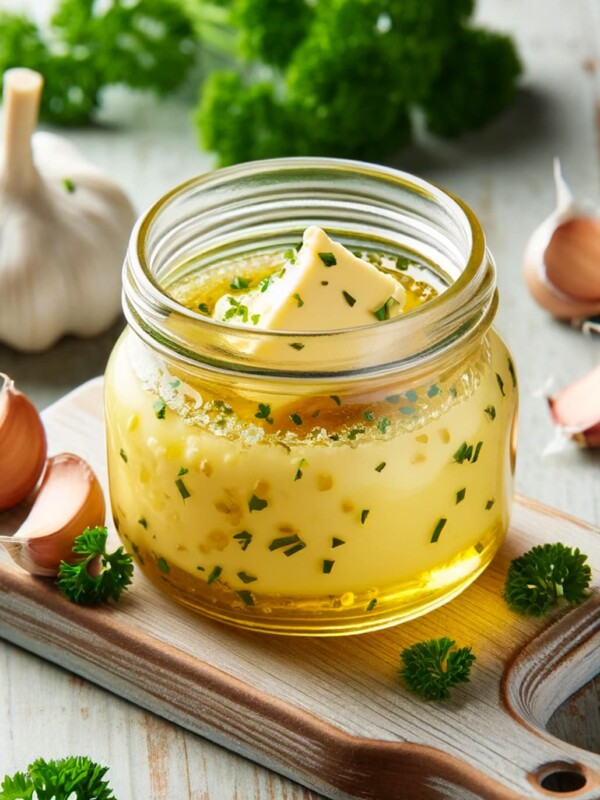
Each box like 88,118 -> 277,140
213,226 -> 406,332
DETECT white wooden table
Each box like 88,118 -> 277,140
0,1 -> 599,796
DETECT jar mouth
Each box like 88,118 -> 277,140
124,157 -> 494,379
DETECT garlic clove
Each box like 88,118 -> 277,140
548,363 -> 600,448
0,372 -> 47,510
523,159 -> 600,319
0,452 -> 105,576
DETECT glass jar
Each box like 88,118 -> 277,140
104,158 -> 518,636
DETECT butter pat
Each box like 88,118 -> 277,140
213,227 -> 405,331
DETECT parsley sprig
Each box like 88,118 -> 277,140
57,527 -> 134,606
504,543 -> 592,616
0,756 -> 116,800
399,637 -> 476,701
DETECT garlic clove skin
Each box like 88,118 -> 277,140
0,372 -> 47,510
0,452 -> 106,576
523,159 -> 600,320
548,363 -> 600,448
0,68 -> 136,352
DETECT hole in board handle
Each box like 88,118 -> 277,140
531,762 -> 591,796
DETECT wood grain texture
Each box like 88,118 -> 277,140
1,378 -> 600,800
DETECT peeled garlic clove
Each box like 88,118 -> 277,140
548,363 -> 600,448
0,452 -> 105,576
0,372 -> 47,510
523,159 -> 600,319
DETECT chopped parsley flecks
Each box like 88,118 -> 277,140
131,542 -> 144,564
119,448 -> 128,463
319,252 -> 337,267
406,390 -> 418,403
237,590 -> 255,606
251,313 -> 261,325
284,249 -> 296,263
290,412 -> 303,426
430,518 -> 447,544
399,407 -> 416,415
175,477 -> 191,500
248,494 -> 268,512
292,293 -> 304,308
294,459 -> 307,481
230,275 -> 250,290
427,384 -> 441,398
233,531 -> 252,551
321,280 -> 329,286
269,534 -> 306,556
153,399 -> 166,420
364,410 -> 375,421
508,358 -> 517,388
474,542 -> 485,554
237,571 -> 257,584
207,565 -> 222,584
385,394 -> 401,404
496,373 -> 506,396
255,403 -> 274,424
138,517 -> 148,528
169,379 -> 181,389
197,303 -> 209,313
177,467 -> 189,476
329,395 -> 342,406
373,296 -> 400,321
485,499 -> 495,511
361,509 -> 370,524
196,565 -> 205,571
375,462 -> 386,473
157,556 -> 170,574
484,405 -> 497,421
63,178 -> 76,193
331,537 -> 345,548
290,342 -> 305,350
449,386 -> 458,398
453,441 -> 482,465
259,276 -> 272,293
348,427 -> 365,441
342,290 -> 357,307
366,598 -> 378,611
377,417 -> 391,434
472,441 -> 483,464
224,296 -> 251,323
456,488 -> 466,504
394,256 -> 411,271
322,559 -> 335,574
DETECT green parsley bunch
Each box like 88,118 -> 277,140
399,637 -> 476,701
0,756 -> 116,800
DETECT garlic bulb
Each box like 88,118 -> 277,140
0,68 -> 136,352
0,372 -> 47,510
548,363 -> 600,448
0,452 -> 106,576
523,159 -> 600,320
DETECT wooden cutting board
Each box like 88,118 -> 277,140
1,377 -> 599,800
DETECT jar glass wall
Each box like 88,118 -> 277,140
104,159 -> 518,636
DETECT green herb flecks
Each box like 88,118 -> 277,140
342,290 -> 357,307
269,534 -> 306,556
138,517 -> 148,528
259,276 -> 272,293
427,384 -> 441,398
237,571 -> 257,584
348,427 -> 365,440
453,441 -> 482,465
377,417 -> 391,434
207,565 -> 222,584
131,542 -> 144,564
292,292 -> 304,308
508,358 -> 517,388
170,379 -> 181,389
175,477 -> 191,500
197,303 -> 209,313
290,412 -> 303,426
430,518 -> 447,543
455,488 -> 466,504
406,390 -> 418,403
399,637 -> 476,701
322,559 -> 335,574
251,313 -> 261,325
230,275 -> 250,290
157,556 -> 170,574
248,494 -> 268,512
361,509 -> 370,524
484,405 -> 496,421
471,441 -> 483,463
321,280 -> 329,286
375,462 -> 387,472
153,399 -> 166,420
255,403 -> 274,425
474,542 -> 484,554
178,466 -> 189,476
294,458 -> 307,481
233,531 -> 252,551
319,251 -> 337,267
290,342 -> 305,350
224,296 -> 250,323
496,373 -> 505,396
373,295 -> 400,321
237,590 -> 255,606
63,178 -> 76,193
386,394 -> 401,404
119,448 -> 128,463
485,499 -> 495,510
329,395 -> 342,406
284,249 -> 296,263
366,598 -> 378,611
331,537 -> 345,548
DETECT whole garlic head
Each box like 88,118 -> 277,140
0,68 -> 136,352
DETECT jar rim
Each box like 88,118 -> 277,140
125,157 -> 495,379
